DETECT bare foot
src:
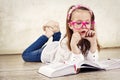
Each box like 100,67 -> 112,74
44,27 -> 54,38
43,20 -> 60,33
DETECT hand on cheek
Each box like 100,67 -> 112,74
70,32 -> 82,54
71,32 -> 81,45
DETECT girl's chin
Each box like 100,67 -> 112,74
81,35 -> 85,38
80,34 -> 85,38
80,32 -> 86,37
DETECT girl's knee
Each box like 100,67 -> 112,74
22,52 -> 29,62
22,51 -> 41,62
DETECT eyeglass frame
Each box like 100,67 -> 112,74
68,21 -> 94,30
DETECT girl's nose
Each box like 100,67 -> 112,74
81,23 -> 87,29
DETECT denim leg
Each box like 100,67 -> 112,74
22,35 -> 48,62
22,46 -> 45,62
52,32 -> 61,41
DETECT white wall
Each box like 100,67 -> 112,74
0,0 -> 120,54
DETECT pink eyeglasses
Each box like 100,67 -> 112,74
69,21 -> 94,30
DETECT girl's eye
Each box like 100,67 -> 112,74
85,22 -> 90,25
72,22 -> 76,25
76,22 -> 82,25
69,22 -> 76,26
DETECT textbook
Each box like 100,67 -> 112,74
38,59 -> 120,78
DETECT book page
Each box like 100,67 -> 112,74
100,59 -> 120,70
82,60 -> 102,68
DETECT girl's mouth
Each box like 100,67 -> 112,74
80,31 -> 86,34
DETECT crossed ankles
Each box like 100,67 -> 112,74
43,21 -> 60,38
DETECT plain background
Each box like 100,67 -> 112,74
0,0 -> 120,54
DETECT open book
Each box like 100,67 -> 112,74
38,59 -> 120,78
38,62 -> 77,77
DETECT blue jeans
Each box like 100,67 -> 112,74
22,32 -> 61,62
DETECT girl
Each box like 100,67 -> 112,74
22,5 -> 100,67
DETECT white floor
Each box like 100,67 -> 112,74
0,48 -> 120,80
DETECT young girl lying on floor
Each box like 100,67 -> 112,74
22,5 -> 100,68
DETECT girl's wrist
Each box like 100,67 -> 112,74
90,41 -> 97,53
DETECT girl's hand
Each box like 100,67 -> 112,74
84,30 -> 97,53
84,30 -> 96,43
71,32 -> 81,45
70,32 -> 82,54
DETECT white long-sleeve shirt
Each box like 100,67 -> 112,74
41,40 -> 99,64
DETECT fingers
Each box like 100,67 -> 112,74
85,30 -> 95,37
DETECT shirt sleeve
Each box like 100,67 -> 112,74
65,52 -> 84,68
41,41 -> 59,63
86,50 -> 99,62
70,53 -> 84,62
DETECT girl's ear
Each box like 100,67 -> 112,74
68,23 -> 73,30
69,26 -> 73,30
90,24 -> 94,30
91,21 -> 95,30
